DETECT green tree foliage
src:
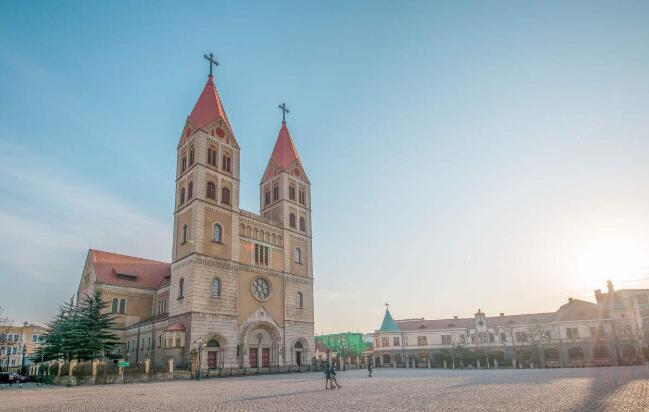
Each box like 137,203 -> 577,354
39,291 -> 119,362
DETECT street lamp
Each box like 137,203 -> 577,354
192,337 -> 205,380
20,344 -> 26,375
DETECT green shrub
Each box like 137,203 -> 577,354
60,363 -> 70,375
49,363 -> 59,375
96,363 -> 118,376
73,362 -> 93,377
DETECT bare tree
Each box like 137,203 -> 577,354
527,324 -> 548,368
448,332 -> 468,369
0,306 -> 14,371
502,322 -> 519,365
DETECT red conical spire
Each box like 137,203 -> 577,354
188,75 -> 232,130
270,121 -> 301,170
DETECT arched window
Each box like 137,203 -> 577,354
189,146 -> 194,165
207,339 -> 220,348
188,181 -> 193,199
289,213 -> 296,228
297,291 -> 303,309
119,298 -> 126,314
211,278 -> 221,297
181,156 -> 187,172
111,298 -> 118,314
294,247 -> 302,263
178,278 -> 184,299
182,224 -> 189,243
206,181 -> 216,199
299,217 -> 306,231
213,223 -> 222,243
221,187 -> 230,205
180,187 -> 186,205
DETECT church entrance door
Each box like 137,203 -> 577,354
208,351 -> 218,369
262,348 -> 270,367
296,351 -> 302,366
249,348 -> 258,368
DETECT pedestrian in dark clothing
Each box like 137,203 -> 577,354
324,363 -> 332,389
368,362 -> 373,377
329,364 -> 341,389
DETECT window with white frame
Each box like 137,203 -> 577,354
297,291 -> 303,308
294,247 -> 302,263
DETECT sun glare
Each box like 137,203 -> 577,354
575,234 -> 649,290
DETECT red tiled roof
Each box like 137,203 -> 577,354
165,323 -> 186,332
91,249 -> 170,290
270,122 -> 302,170
188,75 -> 231,130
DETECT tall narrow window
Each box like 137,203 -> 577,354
212,278 -> 221,297
299,217 -> 306,232
178,278 -> 184,299
119,299 -> 126,314
222,153 -> 231,172
222,187 -> 231,205
299,190 -> 305,205
289,185 -> 296,201
182,224 -> 189,243
294,247 -> 302,263
213,223 -> 222,243
297,291 -> 303,309
254,244 -> 269,266
180,187 -> 186,205
189,146 -> 194,165
273,185 -> 279,201
289,213 -> 296,228
208,146 -> 217,166
182,156 -> 187,172
265,190 -> 270,206
188,181 -> 193,199
112,298 -> 118,314
206,181 -> 216,199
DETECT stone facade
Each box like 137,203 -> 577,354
76,71 -> 315,371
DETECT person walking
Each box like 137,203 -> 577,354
324,362 -> 332,389
368,361 -> 373,377
329,363 -> 341,389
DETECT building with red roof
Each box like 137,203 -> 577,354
75,59 -> 315,370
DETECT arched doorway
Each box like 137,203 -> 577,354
206,339 -> 221,369
241,321 -> 281,369
294,341 -> 304,366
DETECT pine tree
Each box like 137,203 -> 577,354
77,290 -> 119,360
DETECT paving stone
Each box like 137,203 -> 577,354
2,366 -> 649,411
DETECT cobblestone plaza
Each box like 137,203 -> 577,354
2,366 -> 649,411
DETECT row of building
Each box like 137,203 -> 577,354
315,281 -> 648,369
370,281 -> 648,368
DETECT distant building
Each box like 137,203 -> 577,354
373,281 -> 646,368
0,322 -> 47,371
315,332 -> 367,360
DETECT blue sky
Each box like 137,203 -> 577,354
1,1 -> 649,333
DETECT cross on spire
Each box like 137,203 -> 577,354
385,302 -> 390,309
203,53 -> 218,77
278,102 -> 290,123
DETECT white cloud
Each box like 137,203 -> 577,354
0,145 -> 171,285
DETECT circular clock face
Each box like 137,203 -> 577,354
251,277 -> 270,300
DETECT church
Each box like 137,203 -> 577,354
75,56 -> 315,370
